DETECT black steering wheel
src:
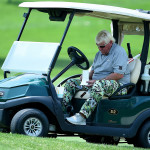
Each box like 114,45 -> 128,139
67,46 -> 90,70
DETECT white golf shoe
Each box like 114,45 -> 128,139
66,113 -> 86,125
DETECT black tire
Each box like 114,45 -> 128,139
135,121 -> 150,148
126,137 -> 135,144
10,108 -> 49,137
84,135 -> 120,145
126,137 -> 140,147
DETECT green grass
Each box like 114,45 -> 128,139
0,132 -> 146,150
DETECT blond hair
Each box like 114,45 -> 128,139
95,30 -> 115,44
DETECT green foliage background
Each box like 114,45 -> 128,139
0,0 -> 149,85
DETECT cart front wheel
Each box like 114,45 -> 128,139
10,108 -> 49,137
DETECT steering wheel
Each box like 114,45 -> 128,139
67,46 -> 89,70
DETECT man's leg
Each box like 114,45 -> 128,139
62,78 -> 89,112
80,80 -> 120,118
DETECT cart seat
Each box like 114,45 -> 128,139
129,59 -> 141,84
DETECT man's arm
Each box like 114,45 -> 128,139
86,72 -> 123,87
104,72 -> 124,80
89,70 -> 94,80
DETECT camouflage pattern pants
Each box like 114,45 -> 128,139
62,79 -> 127,118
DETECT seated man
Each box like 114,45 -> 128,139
62,30 -> 130,125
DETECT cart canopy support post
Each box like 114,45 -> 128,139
47,11 -> 75,77
112,20 -> 119,44
47,11 -> 75,101
17,8 -> 32,41
4,8 -> 32,78
140,21 -> 150,75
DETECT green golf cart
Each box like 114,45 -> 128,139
0,1 -> 150,148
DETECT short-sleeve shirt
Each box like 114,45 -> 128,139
91,43 -> 130,85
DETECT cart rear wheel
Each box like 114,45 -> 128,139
10,108 -> 49,137
135,121 -> 150,148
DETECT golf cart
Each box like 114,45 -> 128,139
0,1 -> 150,148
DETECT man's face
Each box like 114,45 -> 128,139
96,41 -> 112,55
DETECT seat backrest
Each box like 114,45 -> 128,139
128,59 -> 141,84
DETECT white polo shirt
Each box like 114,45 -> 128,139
91,43 -> 130,84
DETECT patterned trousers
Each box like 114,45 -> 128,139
62,79 -> 127,118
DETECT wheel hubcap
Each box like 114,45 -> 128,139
24,117 -> 42,136
148,131 -> 150,144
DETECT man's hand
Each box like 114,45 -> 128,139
86,80 -> 96,87
80,75 -> 82,81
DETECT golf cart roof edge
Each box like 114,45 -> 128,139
19,2 -> 150,22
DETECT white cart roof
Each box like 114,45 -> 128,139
19,2 -> 150,23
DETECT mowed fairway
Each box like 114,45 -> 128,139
0,132 -> 145,150
0,0 -> 150,149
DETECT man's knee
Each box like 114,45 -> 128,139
91,80 -> 104,91
91,79 -> 119,96
100,80 -> 119,95
65,79 -> 81,91
66,78 -> 79,85
93,79 -> 118,89
66,78 -> 76,83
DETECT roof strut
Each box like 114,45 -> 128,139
112,20 -> 119,44
140,21 -> 150,75
17,8 -> 32,41
59,11 -> 75,47
47,11 -> 75,101
48,12 -> 75,75
4,8 -> 32,78
136,21 -> 150,95
48,11 -> 75,74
